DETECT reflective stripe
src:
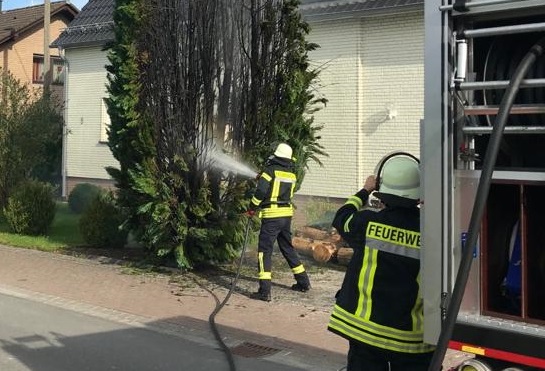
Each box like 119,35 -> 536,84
345,195 -> 363,209
269,170 -> 295,208
344,214 -> 354,233
356,248 -> 377,319
328,314 -> 435,354
274,170 -> 296,183
258,252 -> 269,279
261,172 -> 272,182
365,222 -> 420,259
291,264 -> 305,274
260,207 -> 293,218
332,304 -> 424,341
271,175 -> 280,204
251,196 -> 261,207
411,274 -> 424,331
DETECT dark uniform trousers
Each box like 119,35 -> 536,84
257,216 -> 309,294
347,341 -> 434,371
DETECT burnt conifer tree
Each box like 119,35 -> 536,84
106,0 -> 326,269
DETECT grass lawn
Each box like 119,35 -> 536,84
0,202 -> 84,252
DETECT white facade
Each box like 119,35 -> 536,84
61,10 -> 425,200
299,11 -> 424,198
63,46 -> 117,186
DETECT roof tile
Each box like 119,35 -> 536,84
0,1 -> 76,44
53,0 -> 115,48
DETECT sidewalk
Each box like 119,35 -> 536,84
0,245 -> 471,370
0,245 -> 347,370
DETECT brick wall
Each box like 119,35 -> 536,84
66,176 -> 115,198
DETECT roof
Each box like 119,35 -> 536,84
0,1 -> 78,45
52,0 -> 114,48
299,0 -> 424,21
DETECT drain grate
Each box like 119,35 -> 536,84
229,341 -> 282,358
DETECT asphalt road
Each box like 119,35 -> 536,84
0,293 -> 311,371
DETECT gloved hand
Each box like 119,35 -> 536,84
255,172 -> 262,181
246,209 -> 256,217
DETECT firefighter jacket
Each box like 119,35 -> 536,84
328,188 -> 435,354
250,156 -> 296,219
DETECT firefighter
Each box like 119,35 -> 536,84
328,155 -> 435,371
247,143 -> 311,302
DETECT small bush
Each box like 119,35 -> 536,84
68,183 -> 103,213
79,192 -> 128,248
304,197 -> 340,228
4,180 -> 56,235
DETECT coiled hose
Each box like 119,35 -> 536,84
427,36 -> 545,371
208,217 -> 252,371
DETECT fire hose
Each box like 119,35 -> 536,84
208,216 -> 252,371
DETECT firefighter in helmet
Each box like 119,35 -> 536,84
328,154 -> 435,370
247,143 -> 311,302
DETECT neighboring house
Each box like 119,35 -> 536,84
52,0 -> 115,197
0,1 -> 77,98
53,0 -> 425,226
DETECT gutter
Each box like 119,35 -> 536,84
300,3 -> 424,22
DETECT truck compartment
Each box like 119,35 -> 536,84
482,182 -> 545,323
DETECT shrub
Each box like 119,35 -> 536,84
4,180 -> 56,235
304,197 -> 340,229
79,192 -> 128,248
68,183 -> 103,214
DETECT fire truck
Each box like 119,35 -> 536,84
422,0 -> 545,370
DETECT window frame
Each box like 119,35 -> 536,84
32,54 -> 65,85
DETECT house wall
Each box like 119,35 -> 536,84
296,18 -> 363,199
64,46 -> 117,192
0,15 -> 68,87
299,11 -> 424,200
359,11 -> 424,177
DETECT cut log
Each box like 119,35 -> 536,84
296,226 -> 329,241
326,232 -> 342,244
312,242 -> 337,263
335,247 -> 353,266
292,236 -> 315,257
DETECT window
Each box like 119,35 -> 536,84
100,98 -> 110,143
32,54 -> 65,85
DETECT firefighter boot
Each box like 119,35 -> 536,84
291,272 -> 311,292
251,280 -> 271,302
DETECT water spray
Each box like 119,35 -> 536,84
208,149 -> 258,179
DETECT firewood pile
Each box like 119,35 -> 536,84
293,226 -> 353,266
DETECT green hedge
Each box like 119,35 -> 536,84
79,192 -> 128,248
68,183 -> 103,214
4,180 -> 56,235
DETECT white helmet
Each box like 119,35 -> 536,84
274,143 -> 293,159
377,156 -> 420,200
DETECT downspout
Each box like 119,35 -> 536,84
58,46 -> 68,200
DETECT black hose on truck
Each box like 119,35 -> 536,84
428,36 -> 545,371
